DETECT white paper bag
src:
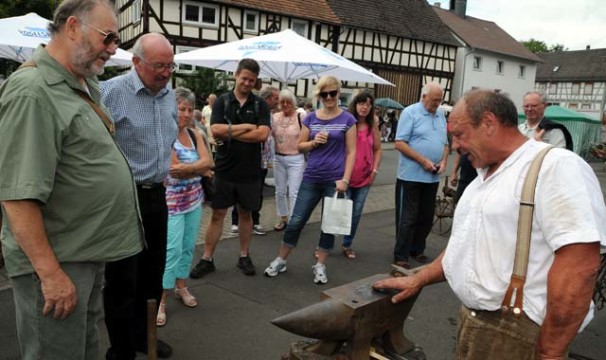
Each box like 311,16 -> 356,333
321,192 -> 353,235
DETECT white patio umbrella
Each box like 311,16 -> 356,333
174,29 -> 393,86
0,12 -> 133,67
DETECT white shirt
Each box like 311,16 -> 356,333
202,104 -> 212,122
443,140 -> 606,328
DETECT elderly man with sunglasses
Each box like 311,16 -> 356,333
101,33 -> 179,359
0,1 -> 144,359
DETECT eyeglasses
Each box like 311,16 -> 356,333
137,57 -> 178,73
319,90 -> 338,99
523,104 -> 542,110
357,102 -> 372,108
81,21 -> 121,46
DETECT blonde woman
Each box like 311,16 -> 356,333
264,76 -> 356,284
272,89 -> 306,231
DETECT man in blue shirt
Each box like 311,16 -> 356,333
394,83 -> 448,269
101,33 -> 178,359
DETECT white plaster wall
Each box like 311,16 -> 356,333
453,49 -> 537,109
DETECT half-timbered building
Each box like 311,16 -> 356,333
112,0 -> 458,105
433,1 -> 541,109
535,48 -> 606,121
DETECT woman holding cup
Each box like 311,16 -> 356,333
264,76 -> 356,284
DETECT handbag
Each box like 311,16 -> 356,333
321,192 -> 353,235
186,128 -> 215,203
201,176 -> 214,203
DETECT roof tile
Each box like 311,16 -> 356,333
433,7 -> 541,62
536,48 -> 606,82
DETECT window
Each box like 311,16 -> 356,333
472,56 -> 482,70
581,103 -> 591,110
571,83 -> 580,95
176,46 -> 198,72
291,19 -> 308,37
243,10 -> 258,33
584,82 -> 594,95
132,0 -> 141,23
183,2 -> 220,28
496,60 -> 504,75
518,65 -> 525,79
537,82 -> 546,91
549,83 -> 557,94
569,103 -> 578,109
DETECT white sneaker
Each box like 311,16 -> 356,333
312,263 -> 328,284
229,225 -> 238,236
264,257 -> 287,277
252,224 -> 267,236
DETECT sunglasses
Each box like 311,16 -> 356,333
319,90 -> 338,99
81,21 -> 121,46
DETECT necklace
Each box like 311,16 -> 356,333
277,112 -> 296,144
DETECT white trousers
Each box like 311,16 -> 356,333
273,153 -> 306,218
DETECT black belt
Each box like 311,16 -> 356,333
136,182 -> 164,190
275,152 -> 300,156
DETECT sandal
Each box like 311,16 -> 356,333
175,287 -> 198,307
412,254 -> 429,264
273,220 -> 287,231
156,303 -> 166,327
342,247 -> 356,259
394,260 -> 411,270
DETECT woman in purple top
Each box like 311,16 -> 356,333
264,76 -> 357,284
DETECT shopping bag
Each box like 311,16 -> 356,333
321,192 -> 353,235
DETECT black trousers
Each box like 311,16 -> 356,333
394,179 -> 438,262
104,185 -> 168,359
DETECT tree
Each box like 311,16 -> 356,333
520,38 -> 567,53
0,0 -> 56,19
174,67 -> 230,107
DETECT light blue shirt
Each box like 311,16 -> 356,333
396,101 -> 447,183
101,70 -> 178,183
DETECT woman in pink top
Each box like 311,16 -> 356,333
272,89 -> 306,231
341,92 -> 382,259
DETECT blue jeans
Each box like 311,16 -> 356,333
282,181 -> 338,251
342,185 -> 371,248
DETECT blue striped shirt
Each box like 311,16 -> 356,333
100,70 -> 178,183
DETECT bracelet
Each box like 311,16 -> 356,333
228,123 -> 232,139
341,178 -> 349,185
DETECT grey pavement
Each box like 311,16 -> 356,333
1,144 -> 605,359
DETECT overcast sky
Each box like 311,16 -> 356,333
428,0 -> 606,51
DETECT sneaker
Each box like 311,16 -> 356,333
252,224 -> 267,236
229,225 -> 238,236
312,263 -> 328,284
237,255 -> 256,276
264,257 -> 287,277
190,258 -> 215,279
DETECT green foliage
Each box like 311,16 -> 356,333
0,0 -> 56,19
173,67 -> 231,107
520,38 -> 567,53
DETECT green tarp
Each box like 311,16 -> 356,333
519,105 -> 601,156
